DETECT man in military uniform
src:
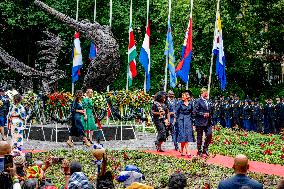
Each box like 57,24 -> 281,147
242,100 -> 252,131
275,97 -> 283,133
0,88 -> 9,141
223,98 -> 233,128
212,98 -> 222,126
251,99 -> 263,132
167,90 -> 179,151
263,99 -> 276,134
232,96 -> 241,128
193,88 -> 212,157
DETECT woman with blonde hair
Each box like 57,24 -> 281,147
67,90 -> 91,147
82,88 -> 97,143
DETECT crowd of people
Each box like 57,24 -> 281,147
1,140 -> 284,189
210,96 -> 284,134
151,88 -> 284,157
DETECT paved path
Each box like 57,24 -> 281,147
22,132 -> 186,151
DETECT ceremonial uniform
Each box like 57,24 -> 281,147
242,101 -> 251,131
232,100 -> 241,128
275,100 -> 284,133
0,94 -> 10,139
212,101 -> 222,126
251,102 -> 263,132
167,97 -> 178,150
223,100 -> 233,128
263,102 -> 276,134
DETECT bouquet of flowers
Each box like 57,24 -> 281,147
22,91 -> 38,108
91,91 -> 106,111
46,91 -> 73,122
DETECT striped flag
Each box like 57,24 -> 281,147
72,32 -> 83,83
213,11 -> 226,91
176,16 -> 193,83
128,24 -> 137,86
164,19 -> 176,88
89,40 -> 97,61
139,22 -> 151,92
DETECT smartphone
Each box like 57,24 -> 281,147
4,155 -> 13,172
0,157 -> 4,171
52,157 -> 64,164
25,152 -> 33,166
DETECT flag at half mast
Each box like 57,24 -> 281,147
139,21 -> 151,92
128,23 -> 137,86
72,32 -> 83,83
176,15 -> 193,83
213,11 -> 226,91
164,19 -> 176,88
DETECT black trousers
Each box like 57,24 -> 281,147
196,125 -> 212,151
154,120 -> 167,143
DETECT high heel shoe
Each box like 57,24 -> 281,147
83,140 -> 91,147
67,140 -> 74,147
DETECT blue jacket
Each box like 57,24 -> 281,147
217,174 -> 263,189
193,97 -> 211,127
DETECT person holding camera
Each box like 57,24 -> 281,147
151,91 -> 170,152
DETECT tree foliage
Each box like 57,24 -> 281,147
0,0 -> 283,97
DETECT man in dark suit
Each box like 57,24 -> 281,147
193,88 -> 212,157
217,154 -> 263,189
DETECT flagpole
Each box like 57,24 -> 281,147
164,0 -> 171,92
144,0 -> 150,93
106,0 -> 112,94
72,0 -> 80,95
126,0 -> 133,92
208,0 -> 220,98
93,0 -> 96,22
185,0 -> 193,90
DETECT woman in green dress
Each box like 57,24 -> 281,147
82,89 -> 97,143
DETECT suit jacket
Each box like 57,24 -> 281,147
217,174 -> 263,189
193,97 -> 211,127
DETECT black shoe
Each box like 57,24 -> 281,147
197,149 -> 202,156
158,149 -> 165,152
203,149 -> 209,156
174,146 -> 179,151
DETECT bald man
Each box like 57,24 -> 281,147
217,154 -> 263,189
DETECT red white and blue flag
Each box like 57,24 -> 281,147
176,16 -> 192,83
213,12 -> 226,91
139,21 -> 151,92
72,32 -> 83,83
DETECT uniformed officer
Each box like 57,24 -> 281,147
232,96 -> 241,128
263,99 -> 276,134
251,98 -> 263,132
167,90 -> 179,151
212,98 -> 222,126
275,97 -> 282,133
223,98 -> 233,128
242,99 -> 252,131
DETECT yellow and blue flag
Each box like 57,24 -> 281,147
164,19 -> 176,88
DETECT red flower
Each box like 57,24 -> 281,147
259,143 -> 265,148
215,126 -> 221,131
281,154 -> 284,160
243,133 -> 248,137
268,138 -> 276,145
282,148 -> 284,153
50,96 -> 55,101
263,149 -> 272,155
123,152 -> 129,160
282,137 -> 284,141
223,139 -> 230,145
241,141 -> 248,145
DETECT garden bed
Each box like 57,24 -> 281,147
34,149 -> 281,189
210,126 -> 284,165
